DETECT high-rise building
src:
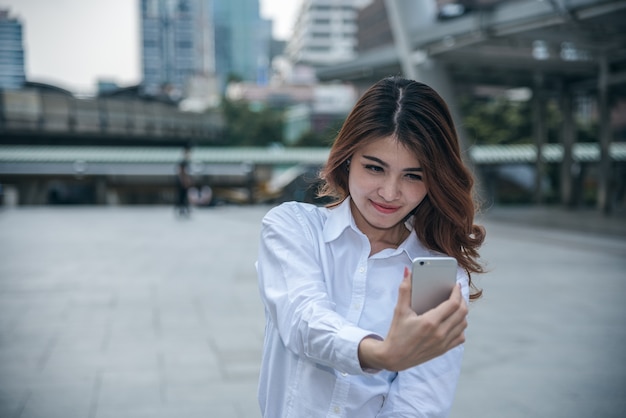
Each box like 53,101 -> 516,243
0,9 -> 26,90
140,0 -> 214,100
140,0 -> 270,99
286,0 -> 372,68
213,0 -> 270,89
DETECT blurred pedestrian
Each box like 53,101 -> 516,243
256,77 -> 486,417
175,145 -> 193,216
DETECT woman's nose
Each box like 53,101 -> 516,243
378,178 -> 400,201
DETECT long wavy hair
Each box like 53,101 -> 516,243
318,76 -> 485,299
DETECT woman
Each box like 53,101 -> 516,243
256,77 -> 485,417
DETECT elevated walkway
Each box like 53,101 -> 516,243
1,142 -> 624,174
318,0 -> 626,93
1,143 -> 624,205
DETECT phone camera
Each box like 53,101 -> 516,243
419,261 -> 425,266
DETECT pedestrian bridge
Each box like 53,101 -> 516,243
1,142 -> 624,173
1,143 -> 624,205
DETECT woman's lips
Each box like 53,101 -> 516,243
371,201 -> 400,214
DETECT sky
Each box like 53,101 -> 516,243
0,0 -> 302,94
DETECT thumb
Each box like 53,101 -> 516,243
396,266 -> 412,309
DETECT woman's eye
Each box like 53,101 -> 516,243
365,165 -> 383,173
406,173 -> 423,181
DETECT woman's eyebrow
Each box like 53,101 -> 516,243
363,155 -> 422,172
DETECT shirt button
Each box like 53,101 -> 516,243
353,303 -> 361,310
333,406 -> 341,414
359,266 -> 365,273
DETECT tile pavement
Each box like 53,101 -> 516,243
0,204 -> 625,418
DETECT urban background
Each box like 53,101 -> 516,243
0,0 -> 624,214
1,2 -> 626,418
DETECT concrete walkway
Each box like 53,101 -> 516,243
0,205 -> 624,418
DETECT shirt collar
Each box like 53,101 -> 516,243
323,197 -> 355,243
400,226 -> 431,260
323,198 -> 432,260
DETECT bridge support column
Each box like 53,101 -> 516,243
560,88 -> 576,208
597,55 -> 613,215
95,177 -> 108,205
532,72 -> 547,205
21,180 -> 45,205
384,0 -> 481,198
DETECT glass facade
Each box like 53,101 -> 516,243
0,10 -> 26,90
213,0 -> 270,90
140,0 -> 270,98
140,0 -> 213,100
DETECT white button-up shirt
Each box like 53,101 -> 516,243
257,199 -> 469,418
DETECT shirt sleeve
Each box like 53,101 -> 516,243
257,203 -> 379,375
376,268 -> 470,417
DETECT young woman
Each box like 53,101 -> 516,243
256,77 -> 485,417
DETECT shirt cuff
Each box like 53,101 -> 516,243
335,324 -> 383,375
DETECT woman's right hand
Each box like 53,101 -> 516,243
358,267 -> 468,372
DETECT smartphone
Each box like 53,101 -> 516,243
410,256 -> 458,314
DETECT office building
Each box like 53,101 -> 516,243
0,9 -> 26,90
213,0 -> 271,89
140,0 -> 271,98
140,0 -> 214,100
286,0 -> 372,68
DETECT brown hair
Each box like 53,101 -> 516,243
319,76 -> 485,299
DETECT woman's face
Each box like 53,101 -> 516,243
348,135 -> 428,236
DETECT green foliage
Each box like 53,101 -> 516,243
217,92 -> 602,148
460,96 -> 564,145
461,96 -> 532,145
227,73 -> 244,84
576,120 -> 600,143
291,130 -> 327,147
545,101 -> 564,144
219,97 -> 284,146
290,118 -> 344,148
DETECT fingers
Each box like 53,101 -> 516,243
396,267 -> 412,310
423,284 -> 467,347
444,305 -> 467,343
386,272 -> 468,369
445,285 -> 468,323
427,284 -> 464,322
443,321 -> 467,351
439,285 -> 468,348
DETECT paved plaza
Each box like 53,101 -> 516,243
0,204 -> 625,418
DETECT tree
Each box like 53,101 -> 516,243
220,97 -> 284,146
460,96 -> 563,145
290,118 -> 345,148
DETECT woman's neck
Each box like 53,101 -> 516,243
367,224 -> 409,256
